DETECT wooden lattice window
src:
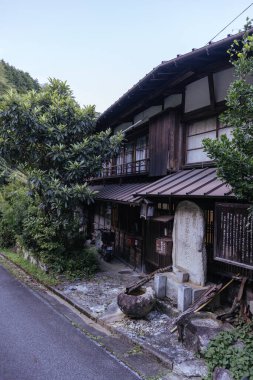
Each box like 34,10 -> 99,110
186,117 -> 217,164
186,117 -> 233,165
135,136 -> 148,173
214,203 -> 253,269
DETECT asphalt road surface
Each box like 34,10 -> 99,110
0,265 -> 141,380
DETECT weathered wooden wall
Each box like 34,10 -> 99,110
149,110 -> 181,176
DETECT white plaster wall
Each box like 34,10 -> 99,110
114,122 -> 132,134
164,93 -> 182,109
185,77 -> 210,112
213,67 -> 235,102
133,105 -> 162,124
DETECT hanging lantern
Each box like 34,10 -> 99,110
140,199 -> 154,219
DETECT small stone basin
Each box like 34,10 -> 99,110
117,286 -> 156,318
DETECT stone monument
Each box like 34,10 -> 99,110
172,200 -> 206,286
161,201 -> 207,311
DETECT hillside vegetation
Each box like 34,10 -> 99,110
0,60 -> 40,96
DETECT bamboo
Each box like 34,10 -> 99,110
126,265 -> 172,294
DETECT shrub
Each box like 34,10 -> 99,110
21,211 -> 65,258
0,179 -> 99,278
21,208 -> 99,277
0,181 -> 30,247
0,220 -> 15,247
36,246 -> 99,279
65,247 -> 99,277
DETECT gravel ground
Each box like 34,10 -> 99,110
57,258 -> 197,366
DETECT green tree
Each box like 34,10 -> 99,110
0,79 -> 123,262
203,26 -> 253,209
0,60 -> 40,96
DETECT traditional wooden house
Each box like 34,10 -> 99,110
90,30 -> 253,283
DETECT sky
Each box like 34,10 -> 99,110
1,0 -> 253,113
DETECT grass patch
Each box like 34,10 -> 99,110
0,248 -> 58,286
126,344 -> 143,355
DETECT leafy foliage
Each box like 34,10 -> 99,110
204,322 -> 253,380
203,24 -> 253,210
45,247 -> 100,278
0,60 -> 40,96
0,62 -> 9,95
0,178 -> 99,277
0,180 -> 31,247
0,78 -> 122,274
20,206 -> 65,259
0,78 -> 122,226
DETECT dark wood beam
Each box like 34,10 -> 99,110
208,73 -> 216,109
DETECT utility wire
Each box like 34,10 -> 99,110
207,2 -> 253,44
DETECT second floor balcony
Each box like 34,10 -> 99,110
99,158 -> 150,178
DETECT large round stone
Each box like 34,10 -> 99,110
182,312 -> 233,354
117,286 -> 156,318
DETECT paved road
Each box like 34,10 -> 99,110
0,265 -> 140,380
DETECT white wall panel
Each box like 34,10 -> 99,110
164,93 -> 182,109
213,67 -> 234,102
114,122 -> 132,133
185,77 -> 210,112
133,105 -> 162,124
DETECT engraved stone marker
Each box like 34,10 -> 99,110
172,200 -> 206,286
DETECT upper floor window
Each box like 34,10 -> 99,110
99,135 -> 149,178
186,117 -> 233,165
136,136 -> 148,173
124,136 -> 149,174
126,143 -> 134,174
186,117 -> 216,164
116,149 -> 124,175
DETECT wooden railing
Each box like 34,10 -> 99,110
98,158 -> 150,178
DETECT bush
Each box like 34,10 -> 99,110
0,181 -> 30,247
0,179 -> 99,278
44,246 -> 99,278
65,247 -> 99,277
21,208 -> 99,277
0,220 -> 15,247
21,211 -> 65,258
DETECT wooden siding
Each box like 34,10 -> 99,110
145,221 -> 172,269
149,111 -> 180,176
111,204 -> 143,270
113,228 -> 143,270
144,202 -> 175,270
